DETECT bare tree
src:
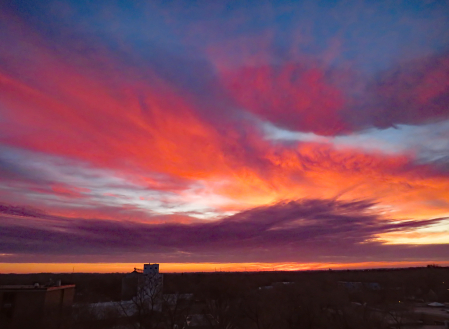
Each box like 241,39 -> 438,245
383,302 -> 414,329
162,293 -> 193,329
241,291 -> 277,329
204,298 -> 239,329
120,271 -> 164,329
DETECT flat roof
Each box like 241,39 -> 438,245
0,284 -> 75,291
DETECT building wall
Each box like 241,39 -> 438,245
43,287 -> 76,329
0,287 -> 75,329
121,272 -> 140,300
0,290 -> 46,329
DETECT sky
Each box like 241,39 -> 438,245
1,0 -> 449,273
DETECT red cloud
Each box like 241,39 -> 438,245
219,63 -> 348,135
51,184 -> 89,198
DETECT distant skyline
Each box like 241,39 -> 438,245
1,0 -> 449,273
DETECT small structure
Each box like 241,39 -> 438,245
337,281 -> 381,292
144,263 -> 160,274
338,281 -> 363,292
259,282 -> 295,291
364,282 -> 381,291
0,283 -> 75,329
272,282 -> 295,286
184,314 -> 216,328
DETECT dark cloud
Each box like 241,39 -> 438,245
0,204 -> 45,218
219,51 -> 449,136
351,52 -> 449,130
1,199 -> 447,263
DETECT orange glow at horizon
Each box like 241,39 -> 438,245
1,261 -> 449,274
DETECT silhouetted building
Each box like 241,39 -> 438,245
0,283 -> 75,329
121,268 -> 143,300
121,263 -> 163,301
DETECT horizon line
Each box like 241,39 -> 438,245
1,261 -> 449,274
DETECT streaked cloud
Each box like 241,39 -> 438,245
1,198 -> 448,263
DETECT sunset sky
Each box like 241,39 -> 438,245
1,0 -> 449,273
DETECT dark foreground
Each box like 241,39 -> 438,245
1,266 -> 448,329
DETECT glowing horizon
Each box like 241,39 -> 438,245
2,261 -> 449,274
